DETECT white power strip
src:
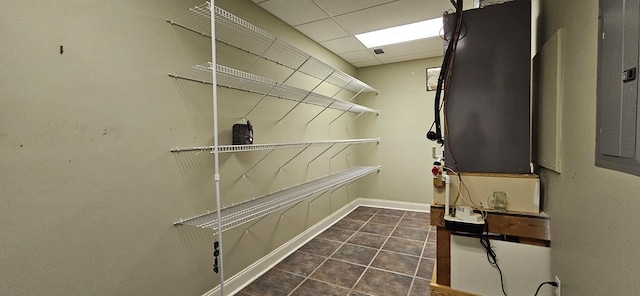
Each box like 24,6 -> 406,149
445,206 -> 484,224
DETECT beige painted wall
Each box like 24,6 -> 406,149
539,0 -> 640,294
0,0 -> 371,295
356,58 -> 443,205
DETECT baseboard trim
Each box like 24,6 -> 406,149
203,198 -> 430,296
356,198 -> 430,212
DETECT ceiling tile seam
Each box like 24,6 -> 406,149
318,35 -> 357,45
319,0 -> 402,19
308,0 -> 353,36
312,0 -> 409,35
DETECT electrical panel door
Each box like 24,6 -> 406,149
596,0 -> 640,176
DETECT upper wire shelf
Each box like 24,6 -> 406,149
174,166 -> 380,233
169,63 -> 379,115
166,2 -> 378,95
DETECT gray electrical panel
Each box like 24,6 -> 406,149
596,0 -> 640,176
443,0 -> 532,174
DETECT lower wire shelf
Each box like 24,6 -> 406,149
174,165 -> 380,233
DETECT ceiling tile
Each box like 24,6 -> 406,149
372,37 -> 444,55
353,60 -> 383,68
320,36 -> 366,54
362,38 -> 444,64
338,50 -> 378,63
377,50 -> 441,64
294,19 -> 349,42
251,0 -> 466,66
313,0 -> 399,16
334,0 -> 455,35
258,0 -> 329,26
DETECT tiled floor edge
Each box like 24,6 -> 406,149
202,198 -> 431,296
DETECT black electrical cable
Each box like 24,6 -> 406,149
430,0 -> 463,146
534,281 -> 558,296
439,0 -> 464,171
480,222 -> 508,296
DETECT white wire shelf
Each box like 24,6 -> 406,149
174,166 -> 380,232
170,138 -> 379,153
166,2 -> 378,95
166,2 -> 212,37
169,63 -> 379,115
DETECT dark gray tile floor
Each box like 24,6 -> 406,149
236,206 -> 436,296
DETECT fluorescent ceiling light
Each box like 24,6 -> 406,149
355,17 -> 443,48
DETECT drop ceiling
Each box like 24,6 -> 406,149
251,0 -> 476,67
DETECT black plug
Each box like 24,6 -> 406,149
534,281 -> 558,296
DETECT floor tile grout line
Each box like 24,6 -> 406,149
304,241 -> 423,268
406,224 -> 434,296
243,206 -> 429,296
286,206 -> 381,296
276,269 -> 356,295
347,209 -> 408,296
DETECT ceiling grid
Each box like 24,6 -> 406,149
252,0 -> 475,67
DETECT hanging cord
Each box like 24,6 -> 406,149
443,166 -> 487,218
534,281 -> 558,296
429,0 -> 464,147
441,1 -> 464,171
480,221 -> 507,296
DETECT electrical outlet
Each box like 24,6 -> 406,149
555,276 -> 561,296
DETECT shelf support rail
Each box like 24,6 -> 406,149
242,148 -> 278,178
277,70 -> 335,123
306,86 -> 353,125
246,37 -> 278,73
244,57 -> 311,119
329,106 -> 354,125
241,208 -> 275,234
309,166 -> 381,204
345,143 -> 366,158
329,140 -> 373,161
278,143 -> 313,171
309,173 -> 361,204
328,85 -> 379,125
307,143 -> 337,166
328,145 -> 353,161
308,178 -> 352,204
346,111 -> 367,126
283,186 -> 334,216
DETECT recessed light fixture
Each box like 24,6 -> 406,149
355,17 -> 443,48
